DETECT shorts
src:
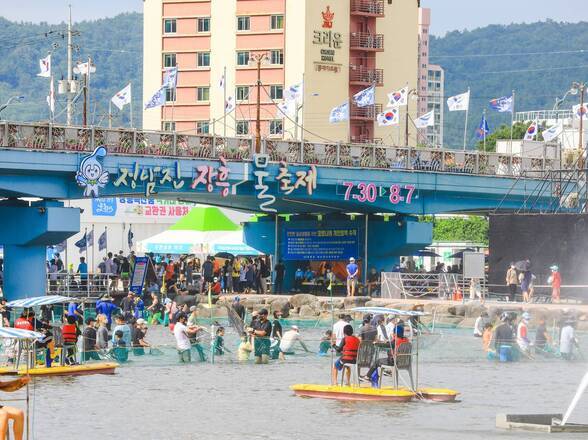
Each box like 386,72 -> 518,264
334,357 -> 355,370
178,349 -> 191,363
120,272 -> 129,280
347,278 -> 357,287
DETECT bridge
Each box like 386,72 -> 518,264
0,120 -> 561,299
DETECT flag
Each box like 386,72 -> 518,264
489,95 -> 513,113
47,77 -> 55,114
74,233 -> 87,252
278,100 -> 296,118
329,102 -> 349,123
353,85 -> 375,108
163,66 -> 178,88
54,241 -> 66,253
524,120 -> 538,141
447,90 -> 470,111
284,82 -> 303,102
218,72 -> 225,89
225,96 -> 236,113
542,123 -> 563,142
74,61 -> 96,75
414,110 -> 435,129
111,83 -> 132,110
86,229 -> 94,248
128,228 -> 134,249
387,87 -> 408,107
475,114 -> 490,139
573,104 -> 588,120
98,230 -> 107,251
37,54 -> 51,78
377,108 -> 400,126
144,86 -> 166,110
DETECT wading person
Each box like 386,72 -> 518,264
174,313 -> 197,363
249,308 -> 272,364
81,317 -> 100,362
346,257 -> 359,297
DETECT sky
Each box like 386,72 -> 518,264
0,0 -> 587,34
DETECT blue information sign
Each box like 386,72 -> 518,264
129,257 -> 149,296
282,228 -> 359,261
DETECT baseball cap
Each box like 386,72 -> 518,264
259,308 -> 269,316
136,318 -> 146,326
291,325 -> 299,331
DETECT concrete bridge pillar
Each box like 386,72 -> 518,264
0,201 -> 80,300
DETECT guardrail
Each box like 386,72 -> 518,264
381,272 -> 469,299
47,273 -> 119,298
0,120 -> 559,178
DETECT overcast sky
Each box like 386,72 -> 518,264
1,0 -> 587,35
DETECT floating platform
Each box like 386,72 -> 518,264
291,384 -> 415,402
0,362 -> 118,377
496,414 -> 588,433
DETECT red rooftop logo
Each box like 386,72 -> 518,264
322,6 -> 334,28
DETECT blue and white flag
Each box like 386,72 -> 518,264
86,229 -> 94,248
542,123 -> 563,142
447,90 -> 470,111
475,114 -> 490,139
489,95 -> 513,113
285,82 -> 303,102
144,86 -> 166,110
414,110 -> 435,128
98,230 -> 107,251
163,66 -> 178,88
278,99 -> 296,118
74,233 -> 87,252
37,54 -> 51,78
54,241 -> 66,253
111,83 -> 132,111
329,102 -> 349,123
353,85 -> 375,108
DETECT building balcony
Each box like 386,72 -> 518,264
349,67 -> 384,86
350,32 -> 384,51
351,0 -> 385,17
350,135 -> 383,144
350,103 -> 382,120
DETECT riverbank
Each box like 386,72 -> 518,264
198,293 -> 588,330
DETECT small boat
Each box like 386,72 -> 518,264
290,384 -> 415,402
0,362 -> 118,377
412,387 -> 459,402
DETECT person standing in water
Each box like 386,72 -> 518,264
249,308 -> 272,364
549,265 -> 561,303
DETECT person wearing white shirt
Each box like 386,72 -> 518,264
560,321 -> 578,360
173,314 -> 197,363
279,326 -> 308,359
332,314 -> 348,345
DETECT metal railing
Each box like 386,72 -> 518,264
350,32 -> 384,50
514,109 -> 574,123
381,272 -> 469,299
47,273 -> 119,298
0,120 -> 560,178
350,103 -> 382,120
351,0 -> 385,16
349,67 -> 384,85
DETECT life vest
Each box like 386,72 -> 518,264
62,324 -> 78,344
341,335 -> 360,362
14,318 -> 33,331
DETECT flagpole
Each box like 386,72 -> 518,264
510,89 -> 515,154
483,109 -> 487,152
108,101 -> 112,129
223,65 -> 227,138
84,227 -> 88,268
300,73 -> 305,142
463,87 -> 470,150
49,75 -> 54,123
130,81 -> 134,128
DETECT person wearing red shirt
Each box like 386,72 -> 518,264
331,324 -> 360,386
549,265 -> 561,303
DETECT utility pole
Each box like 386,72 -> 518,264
405,88 -> 416,147
250,53 -> 268,154
66,5 -> 73,126
577,82 -> 586,168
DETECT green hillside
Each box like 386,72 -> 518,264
430,20 -> 588,149
0,13 -> 142,127
0,14 -> 586,146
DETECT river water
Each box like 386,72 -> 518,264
19,326 -> 588,440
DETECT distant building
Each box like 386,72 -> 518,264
417,7 -> 444,147
143,0 -> 419,144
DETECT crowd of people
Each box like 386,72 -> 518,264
504,261 -> 561,303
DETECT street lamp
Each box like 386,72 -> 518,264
249,53 -> 269,154
405,88 -> 417,147
0,96 -> 25,117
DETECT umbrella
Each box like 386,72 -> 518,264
514,260 -> 531,271
414,249 -> 441,257
449,248 -> 477,259
0,327 -> 44,340
214,252 -> 234,259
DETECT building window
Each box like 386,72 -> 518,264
271,15 -> 284,30
197,52 -> 210,67
164,19 -> 177,34
165,87 -> 176,102
270,49 -> 284,65
237,16 -> 250,31
162,121 -> 175,132
270,120 -> 283,135
197,87 -> 210,101
196,121 -> 210,134
236,121 -> 249,135
237,51 -> 250,66
198,17 -> 210,32
270,85 -> 283,100
163,53 -> 176,68
236,86 -> 250,101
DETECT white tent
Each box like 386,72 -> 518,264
137,229 -> 235,254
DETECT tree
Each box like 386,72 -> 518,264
422,215 -> 489,245
475,121 -> 535,152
